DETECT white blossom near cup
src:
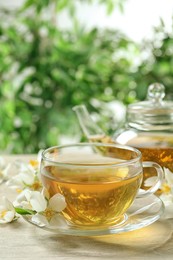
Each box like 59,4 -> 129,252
145,168 -> 173,219
0,197 -> 17,224
31,192 -> 67,227
14,189 -> 67,227
0,157 -> 12,184
6,161 -> 42,192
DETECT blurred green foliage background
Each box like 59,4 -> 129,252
0,0 -> 173,153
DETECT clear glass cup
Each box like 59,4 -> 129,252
40,143 -> 163,228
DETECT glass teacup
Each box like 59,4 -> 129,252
40,143 -> 163,228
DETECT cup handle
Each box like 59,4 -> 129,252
137,161 -> 164,198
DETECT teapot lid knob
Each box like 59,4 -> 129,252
147,82 -> 165,103
127,82 -> 173,130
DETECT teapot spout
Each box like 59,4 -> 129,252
73,105 -> 105,140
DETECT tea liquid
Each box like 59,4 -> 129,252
90,133 -> 173,173
125,134 -> 173,184
41,163 -> 142,227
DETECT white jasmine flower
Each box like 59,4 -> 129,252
144,167 -> 173,219
28,190 -> 47,212
160,194 -> 173,219
14,189 -> 67,227
159,168 -> 173,219
42,187 -> 50,200
32,211 -> 67,228
28,150 -> 43,171
14,190 -> 47,212
0,197 -> 17,224
0,151 -> 67,228
46,193 -> 67,213
160,168 -> 173,195
6,161 -> 42,192
0,157 -> 12,184
162,168 -> 173,192
31,190 -> 67,227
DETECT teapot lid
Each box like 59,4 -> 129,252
127,83 -> 173,131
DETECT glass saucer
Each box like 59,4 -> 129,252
23,194 -> 164,236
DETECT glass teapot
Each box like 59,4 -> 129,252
73,83 -> 173,176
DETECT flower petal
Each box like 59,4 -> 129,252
29,191 -> 47,212
160,193 -> 173,205
14,190 -> 47,212
41,188 -> 50,200
0,163 -> 13,183
20,171 -> 35,185
3,197 -> 15,212
49,214 -> 67,228
0,197 -> 16,224
3,211 -> 16,223
20,201 -> 33,210
164,168 -> 173,185
48,193 -> 66,212
31,213 -> 48,226
6,174 -> 25,189
13,189 -> 30,207
160,193 -> 173,219
1,164 -> 12,179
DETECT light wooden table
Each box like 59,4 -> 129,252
1,155 -> 173,260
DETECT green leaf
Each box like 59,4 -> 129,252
15,207 -> 36,215
107,1 -> 114,15
56,0 -> 70,12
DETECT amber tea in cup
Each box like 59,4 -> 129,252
40,143 -> 163,228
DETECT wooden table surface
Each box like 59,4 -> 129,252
1,155 -> 173,260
